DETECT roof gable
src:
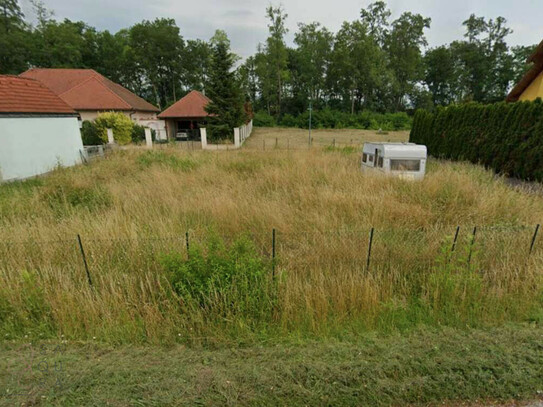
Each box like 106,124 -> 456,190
158,90 -> 211,118
20,68 -> 159,112
507,40 -> 543,102
60,77 -> 132,110
0,75 -> 76,115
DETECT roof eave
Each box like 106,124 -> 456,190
506,61 -> 543,103
0,112 -> 79,117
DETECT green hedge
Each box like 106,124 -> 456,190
81,120 -> 156,146
410,99 -> 543,181
254,109 -> 412,131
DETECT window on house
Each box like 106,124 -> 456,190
390,159 -> 421,172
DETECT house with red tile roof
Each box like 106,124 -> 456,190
19,68 -> 166,139
158,90 -> 211,140
0,75 -> 84,181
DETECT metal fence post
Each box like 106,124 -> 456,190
529,224 -> 540,255
77,234 -> 93,287
467,226 -> 477,266
366,227 -> 375,271
272,228 -> 276,279
186,231 -> 190,258
448,225 -> 461,263
451,226 -> 460,251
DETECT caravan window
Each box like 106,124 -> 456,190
377,157 -> 383,168
390,159 -> 421,172
362,153 -> 368,163
368,155 -> 374,162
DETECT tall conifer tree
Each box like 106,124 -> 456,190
205,30 -> 245,141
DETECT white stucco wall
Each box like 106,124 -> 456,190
0,116 -> 84,182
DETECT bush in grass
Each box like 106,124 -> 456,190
94,112 -> 134,145
279,113 -> 297,127
160,235 -> 276,320
131,124 -> 156,144
253,111 -> 276,127
81,120 -> 102,146
410,99 -> 543,181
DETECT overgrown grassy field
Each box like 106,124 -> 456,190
1,128 -> 542,346
2,128 -> 543,405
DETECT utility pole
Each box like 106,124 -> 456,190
308,100 -> 312,147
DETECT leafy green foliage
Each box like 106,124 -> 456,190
160,236 -> 276,320
131,123 -> 155,144
410,99 -> 543,181
80,120 -> 102,146
254,109 -> 412,130
128,18 -> 184,109
94,112 -> 134,145
0,0 -> 31,73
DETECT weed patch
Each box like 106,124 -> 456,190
160,236 -> 277,322
41,180 -> 112,214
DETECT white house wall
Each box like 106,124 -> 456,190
0,116 -> 84,182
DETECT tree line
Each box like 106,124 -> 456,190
0,0 -> 537,119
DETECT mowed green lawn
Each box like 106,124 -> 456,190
2,326 -> 543,406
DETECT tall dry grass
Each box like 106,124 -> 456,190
1,132 -> 543,343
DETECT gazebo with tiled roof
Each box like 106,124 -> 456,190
158,90 -> 212,140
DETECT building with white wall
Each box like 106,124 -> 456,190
0,75 -> 84,182
20,68 -> 166,140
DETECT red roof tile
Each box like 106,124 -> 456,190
0,75 -> 76,114
158,90 -> 211,118
20,68 -> 159,112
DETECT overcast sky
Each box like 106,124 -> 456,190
20,0 -> 543,59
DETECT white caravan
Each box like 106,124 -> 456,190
361,142 -> 427,180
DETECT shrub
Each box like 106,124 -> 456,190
131,124 -> 156,144
94,112 -> 134,145
253,111 -> 276,127
81,120 -> 103,146
410,99 -> 543,181
207,124 -> 232,142
160,236 -> 276,320
279,113 -> 297,127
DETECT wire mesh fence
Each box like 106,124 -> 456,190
247,137 -> 366,151
0,224 -> 540,289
